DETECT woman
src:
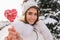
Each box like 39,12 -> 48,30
5,0 -> 53,40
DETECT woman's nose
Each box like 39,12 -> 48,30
31,15 -> 35,19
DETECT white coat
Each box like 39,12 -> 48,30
12,20 -> 53,40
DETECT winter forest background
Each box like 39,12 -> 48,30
37,0 -> 60,40
0,0 -> 60,40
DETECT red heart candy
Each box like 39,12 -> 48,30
4,9 -> 17,22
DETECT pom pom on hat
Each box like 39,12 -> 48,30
22,0 -> 38,15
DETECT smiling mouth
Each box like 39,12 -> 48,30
30,20 -> 35,23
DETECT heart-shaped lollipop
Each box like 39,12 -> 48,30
4,9 -> 17,22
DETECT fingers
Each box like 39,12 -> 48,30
8,30 -> 18,36
8,26 -> 16,32
8,27 -> 19,38
6,32 -> 19,40
11,38 -> 19,40
6,26 -> 23,40
8,26 -> 18,36
7,27 -> 20,40
5,37 -> 18,40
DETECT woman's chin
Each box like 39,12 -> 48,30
29,22 -> 34,25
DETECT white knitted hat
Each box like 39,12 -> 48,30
22,0 -> 38,15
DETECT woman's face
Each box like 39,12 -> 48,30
26,8 -> 37,25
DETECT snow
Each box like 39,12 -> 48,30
39,16 -> 58,24
57,0 -> 60,4
39,16 -> 45,20
54,11 -> 60,16
43,17 -> 58,24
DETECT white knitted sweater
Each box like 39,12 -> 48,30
13,20 -> 53,40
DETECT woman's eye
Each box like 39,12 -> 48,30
28,12 -> 32,15
28,12 -> 37,16
34,13 -> 37,16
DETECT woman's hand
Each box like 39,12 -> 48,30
5,27 -> 23,40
